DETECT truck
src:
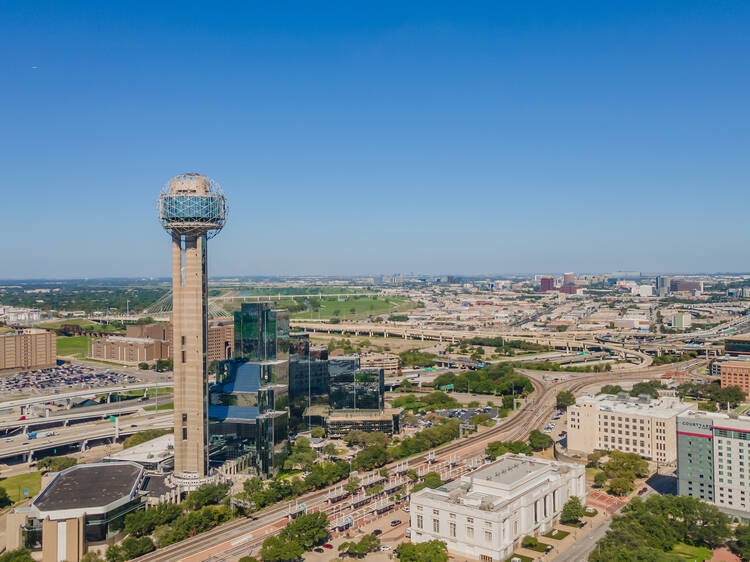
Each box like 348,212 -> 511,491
41,431 -> 55,438
27,432 -> 38,439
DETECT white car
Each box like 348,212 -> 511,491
380,546 -> 392,551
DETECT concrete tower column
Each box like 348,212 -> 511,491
172,233 -> 209,477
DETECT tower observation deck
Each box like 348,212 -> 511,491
158,173 -> 226,480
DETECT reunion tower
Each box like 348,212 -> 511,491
158,173 -> 226,480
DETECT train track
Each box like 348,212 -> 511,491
135,366 -> 678,562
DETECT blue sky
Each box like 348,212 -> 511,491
1,1 -> 748,278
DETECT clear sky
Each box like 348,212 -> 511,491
1,1 -> 748,278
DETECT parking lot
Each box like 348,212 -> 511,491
0,364 -> 140,394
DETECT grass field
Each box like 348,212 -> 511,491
145,402 -> 174,411
293,295 -> 416,320
670,542 -> 712,561
0,472 -> 42,503
543,529 -> 570,540
56,335 -> 90,358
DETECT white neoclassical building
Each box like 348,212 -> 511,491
409,454 -> 586,562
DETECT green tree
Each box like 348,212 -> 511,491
400,378 -> 413,388
344,477 -> 361,494
183,482 -> 230,510
406,469 -> 418,481
310,426 -> 325,439
321,443 -> 336,456
560,496 -> 585,525
528,429 -> 554,451
599,384 -> 624,395
239,557 -> 259,562
395,540 -> 449,562
284,437 -> 318,470
594,471 -> 608,488
732,523 -> 750,561
0,486 -> 11,508
121,536 -> 155,559
36,455 -> 77,474
138,362 -> 149,370
105,545 -> 126,562
260,536 -> 304,561
81,552 -> 105,562
0,549 -> 35,562
556,390 -> 576,409
279,511 -> 329,550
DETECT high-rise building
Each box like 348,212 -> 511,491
656,275 -> 670,297
208,302 -> 292,476
677,411 -> 750,518
563,272 -> 575,286
719,361 -> 750,395
540,276 -> 555,292
158,173 -> 226,481
672,312 -> 692,330
567,393 -> 693,463
0,329 -> 56,374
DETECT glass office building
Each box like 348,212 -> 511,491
208,303 -> 291,476
208,303 -> 387,476
329,356 -> 384,411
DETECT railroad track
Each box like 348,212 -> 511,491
135,367 -> 675,562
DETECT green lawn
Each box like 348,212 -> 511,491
0,472 -> 42,503
293,296 -> 416,321
504,555 -> 533,562
145,402 -> 174,411
543,529 -> 570,540
670,542 -> 712,561
56,335 -> 90,358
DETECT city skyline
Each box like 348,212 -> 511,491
2,2 -> 749,277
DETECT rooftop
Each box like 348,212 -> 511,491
328,408 -> 402,421
575,393 -> 694,419
107,433 -> 174,464
34,462 -> 143,512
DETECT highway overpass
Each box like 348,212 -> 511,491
0,414 -> 172,463
0,382 -> 173,414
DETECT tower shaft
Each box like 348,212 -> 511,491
172,233 -> 209,477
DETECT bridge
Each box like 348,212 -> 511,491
290,320 -> 653,366
0,414 -> 173,463
0,382 -> 173,414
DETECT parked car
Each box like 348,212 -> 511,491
380,546 -> 392,551
322,544 -> 334,549
390,520 -> 401,527
313,548 -> 324,553
372,529 -> 382,536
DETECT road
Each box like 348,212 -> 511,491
0,411 -> 172,462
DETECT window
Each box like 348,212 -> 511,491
485,530 -> 493,543
433,519 -> 439,533
182,427 -> 187,440
416,515 -> 423,529
449,522 -> 456,537
466,526 -> 474,538
182,413 -> 187,423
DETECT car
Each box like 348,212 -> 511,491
322,544 -> 334,549
638,487 -> 648,495
402,506 -> 410,512
372,529 -> 382,536
390,520 -> 401,527
314,548 -> 324,553
380,546 -> 392,551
